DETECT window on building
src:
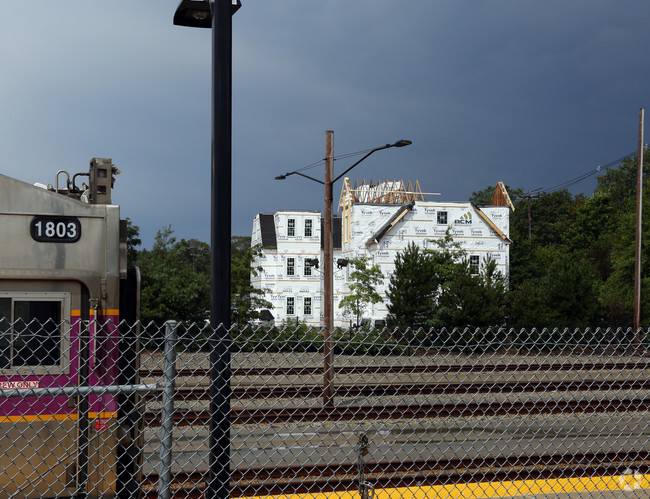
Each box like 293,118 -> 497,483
304,258 -> 313,276
286,257 -> 295,276
0,292 -> 70,370
287,218 -> 296,237
304,219 -> 313,237
286,297 -> 295,315
469,255 -> 480,275
437,211 -> 448,225
304,297 -> 312,316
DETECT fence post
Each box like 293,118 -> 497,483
77,311 -> 93,499
158,321 -> 178,499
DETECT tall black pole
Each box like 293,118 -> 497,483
634,108 -> 644,340
208,0 -> 232,498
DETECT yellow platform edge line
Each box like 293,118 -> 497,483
236,474 -> 650,499
0,412 -> 117,423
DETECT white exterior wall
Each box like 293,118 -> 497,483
339,201 -> 510,321
252,202 -> 510,328
251,210 -> 342,326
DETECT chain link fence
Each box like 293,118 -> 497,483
1,321 -> 650,498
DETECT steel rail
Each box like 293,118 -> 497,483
144,378 -> 650,401
144,397 -> 650,426
140,361 -> 650,379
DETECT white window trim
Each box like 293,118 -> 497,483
469,255 -> 480,275
0,291 -> 71,376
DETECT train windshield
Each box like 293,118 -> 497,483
0,293 -> 70,371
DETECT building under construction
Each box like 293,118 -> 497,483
251,179 -> 512,327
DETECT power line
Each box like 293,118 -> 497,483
520,150 -> 638,198
292,147 -> 378,174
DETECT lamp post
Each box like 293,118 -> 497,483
634,108 -> 644,343
173,1 -> 240,498
275,131 -> 411,406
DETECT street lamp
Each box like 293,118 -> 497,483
275,131 -> 411,406
173,1 -> 240,498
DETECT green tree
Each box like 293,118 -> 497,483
125,217 -> 141,266
386,238 -> 459,336
508,279 -> 551,329
561,191 -> 618,280
137,226 -> 210,324
386,243 -> 438,334
437,254 -> 508,328
597,180 -> 650,326
338,256 -> 383,327
595,152 -> 650,212
508,189 -> 583,288
231,237 -> 272,327
135,229 -> 272,327
541,255 -> 599,329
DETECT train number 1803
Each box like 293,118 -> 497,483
31,216 -> 81,243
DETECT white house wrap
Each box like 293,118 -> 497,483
251,180 -> 511,327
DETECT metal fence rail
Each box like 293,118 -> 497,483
1,322 -> 649,498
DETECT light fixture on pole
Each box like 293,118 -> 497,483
275,132 -> 412,406
174,0 -> 241,27
173,1 -> 240,497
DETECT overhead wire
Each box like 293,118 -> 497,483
291,147 -> 378,174
519,150 -> 638,199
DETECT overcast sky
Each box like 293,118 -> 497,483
1,1 -> 648,248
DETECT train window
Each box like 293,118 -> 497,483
0,292 -> 70,372
0,299 -> 10,369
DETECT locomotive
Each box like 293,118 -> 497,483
0,158 -> 141,498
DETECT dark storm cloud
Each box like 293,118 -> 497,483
1,1 -> 648,247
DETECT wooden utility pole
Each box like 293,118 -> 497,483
634,108 -> 644,338
323,130 -> 335,406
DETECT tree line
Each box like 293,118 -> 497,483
125,225 -> 270,327
127,152 -> 650,331
466,152 -> 649,330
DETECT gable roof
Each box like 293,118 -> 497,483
365,201 -> 415,246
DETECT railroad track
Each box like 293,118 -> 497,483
140,357 -> 650,497
144,378 -> 650,401
140,450 -> 650,497
144,396 -> 650,426
140,361 -> 650,379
